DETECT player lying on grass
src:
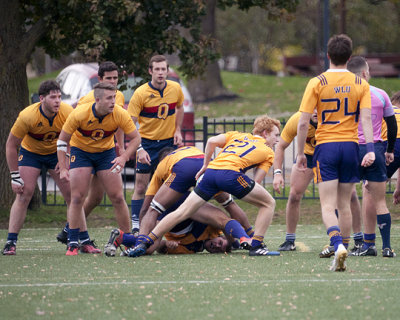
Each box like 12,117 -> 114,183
104,145 -> 255,257
105,191 -> 235,255
127,114 -> 281,257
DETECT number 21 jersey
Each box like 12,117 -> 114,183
207,131 -> 274,174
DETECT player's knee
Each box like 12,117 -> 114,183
288,191 -> 303,204
261,196 -> 275,210
109,193 -> 125,206
16,191 -> 34,206
134,183 -> 147,197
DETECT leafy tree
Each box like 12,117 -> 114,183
0,0 -> 215,209
187,0 -> 299,102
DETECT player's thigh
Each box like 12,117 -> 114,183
69,167 -> 93,198
336,182 -> 355,211
191,202 -> 229,229
242,183 -> 275,208
153,184 -> 184,209
19,166 -> 41,196
88,174 -> 105,195
48,169 -> 71,203
289,165 -> 314,195
364,181 -> 387,212
317,179 -> 339,210
96,170 -> 124,200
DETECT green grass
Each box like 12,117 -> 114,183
1,225 -> 399,319
195,71 -> 400,120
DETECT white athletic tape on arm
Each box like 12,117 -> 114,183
150,199 -> 166,214
57,139 -> 68,153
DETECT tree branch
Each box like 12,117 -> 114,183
20,18 -> 47,63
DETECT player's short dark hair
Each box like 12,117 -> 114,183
327,34 -> 353,66
98,61 -> 118,78
149,55 -> 169,70
158,146 -> 175,163
93,82 -> 116,99
39,80 -> 60,97
347,56 -> 368,75
391,91 -> 400,106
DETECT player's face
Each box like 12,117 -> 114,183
311,109 -> 318,123
96,89 -> 116,115
265,125 -> 280,148
149,61 -> 168,88
204,237 -> 229,253
40,90 -> 61,115
100,70 -> 119,87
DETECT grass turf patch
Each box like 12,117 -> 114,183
1,225 -> 399,319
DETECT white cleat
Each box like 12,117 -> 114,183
330,244 -> 348,272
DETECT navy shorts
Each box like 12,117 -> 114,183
385,139 -> 400,178
313,142 -> 360,183
194,169 -> 255,201
166,157 -> 204,193
69,146 -> 116,173
359,142 -> 387,182
137,137 -> 176,174
18,147 -> 58,170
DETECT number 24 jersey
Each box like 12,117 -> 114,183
299,69 -> 371,145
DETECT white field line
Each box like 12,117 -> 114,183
1,278 -> 400,288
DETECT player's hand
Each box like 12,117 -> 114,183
393,188 -> 400,205
174,130 -> 183,147
137,148 -> 151,165
273,174 -> 284,194
165,240 -> 179,249
296,154 -> 307,172
111,156 -> 128,174
195,165 -> 207,181
361,152 -> 375,167
59,168 -> 70,182
385,152 -> 394,166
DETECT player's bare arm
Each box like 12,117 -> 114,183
272,138 -> 290,193
57,130 -> 72,181
6,133 -> 24,194
359,108 -> 376,167
296,112 -> 311,171
174,104 -> 184,146
196,134 -> 227,180
111,129 -> 141,173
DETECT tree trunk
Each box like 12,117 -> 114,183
0,0 -> 41,209
187,0 -> 237,103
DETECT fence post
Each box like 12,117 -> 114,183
202,116 -> 208,151
41,167 -> 47,204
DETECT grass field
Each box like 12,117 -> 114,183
14,69 -> 400,319
1,225 -> 399,320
